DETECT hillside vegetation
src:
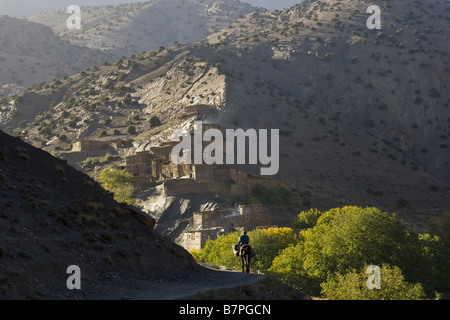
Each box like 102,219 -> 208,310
193,206 -> 450,299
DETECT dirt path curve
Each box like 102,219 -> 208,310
100,263 -> 266,300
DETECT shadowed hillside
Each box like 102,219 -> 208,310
0,130 -> 197,299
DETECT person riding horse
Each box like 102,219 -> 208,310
237,231 -> 254,273
238,231 -> 250,246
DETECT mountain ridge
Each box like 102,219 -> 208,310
27,0 -> 258,59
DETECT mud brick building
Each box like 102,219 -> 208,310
72,138 -> 132,153
182,204 -> 272,251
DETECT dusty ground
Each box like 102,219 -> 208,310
88,263 -> 309,300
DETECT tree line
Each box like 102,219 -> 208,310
191,206 -> 450,300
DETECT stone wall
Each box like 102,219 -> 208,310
161,162 -> 193,180
192,205 -> 271,231
72,140 -> 110,152
72,139 -> 132,152
150,143 -> 176,160
184,104 -> 217,118
183,229 -> 220,252
125,152 -> 153,176
163,179 -> 228,196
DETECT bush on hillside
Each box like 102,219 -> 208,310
97,168 -> 136,205
250,184 -> 292,206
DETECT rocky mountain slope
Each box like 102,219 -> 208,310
0,0 -> 145,17
0,130 -> 197,299
27,0 -> 257,59
1,0 -> 258,93
243,0 -> 303,10
1,0 -> 449,237
0,16 -> 112,90
0,0 -> 297,17
200,0 -> 450,216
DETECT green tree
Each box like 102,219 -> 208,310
321,264 -> 428,300
292,208 -> 322,229
249,228 -> 298,272
299,207 -> 418,283
97,168 -> 135,205
268,242 -> 318,293
269,206 -> 450,297
191,232 -> 241,269
426,211 -> 450,246
416,233 -> 450,291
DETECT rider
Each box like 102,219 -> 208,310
238,230 -> 250,246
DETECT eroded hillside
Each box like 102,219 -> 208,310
1,0 -> 449,235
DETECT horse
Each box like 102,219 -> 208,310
239,244 -> 253,273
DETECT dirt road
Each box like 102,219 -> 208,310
99,263 -> 266,300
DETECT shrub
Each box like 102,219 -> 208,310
100,231 -> 115,242
191,232 -> 241,269
292,208 -> 322,229
250,184 -> 291,206
321,264 -> 427,300
149,116 -> 162,128
249,228 -> 298,272
68,119 -> 78,128
126,125 -> 137,136
97,168 -> 136,205
426,212 -> 450,246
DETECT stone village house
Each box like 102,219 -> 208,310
182,204 -> 272,251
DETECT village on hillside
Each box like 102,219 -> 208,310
69,105 -> 294,251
